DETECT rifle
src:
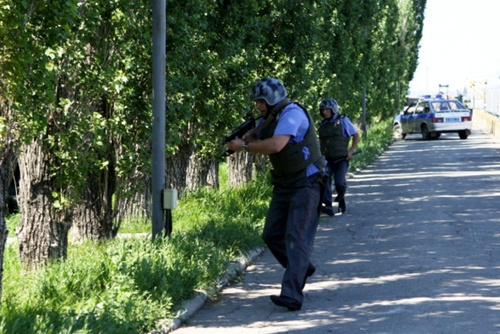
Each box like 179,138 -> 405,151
223,117 -> 256,156
223,99 -> 292,157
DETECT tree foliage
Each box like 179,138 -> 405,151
165,0 -> 425,154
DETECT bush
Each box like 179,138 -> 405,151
349,119 -> 394,172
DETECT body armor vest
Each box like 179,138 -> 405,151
260,103 -> 325,185
318,117 -> 349,161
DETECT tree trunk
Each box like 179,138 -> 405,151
186,152 -> 212,192
115,172 -> 152,222
114,144 -> 193,224
71,100 -> 118,242
17,139 -> 72,268
70,168 -> 117,242
206,160 -> 219,189
166,142 -> 192,198
227,151 -> 254,186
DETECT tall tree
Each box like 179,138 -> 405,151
0,0 -> 81,268
70,0 -> 153,241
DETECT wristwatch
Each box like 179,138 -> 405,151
243,142 -> 248,152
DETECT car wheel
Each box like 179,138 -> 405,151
430,132 -> 440,140
393,124 -> 406,140
458,130 -> 468,139
421,124 -> 430,140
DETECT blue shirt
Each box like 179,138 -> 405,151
258,102 -> 320,176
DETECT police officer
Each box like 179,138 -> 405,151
227,78 -> 325,311
318,98 -> 359,215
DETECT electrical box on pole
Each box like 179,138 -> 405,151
163,188 -> 178,209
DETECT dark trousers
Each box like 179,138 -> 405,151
322,158 -> 349,207
262,174 -> 321,303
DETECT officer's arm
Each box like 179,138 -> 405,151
347,132 -> 360,159
248,135 -> 290,154
227,135 -> 290,154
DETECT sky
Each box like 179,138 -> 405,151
408,0 -> 500,97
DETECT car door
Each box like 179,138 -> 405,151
412,101 -> 428,133
400,103 -> 416,133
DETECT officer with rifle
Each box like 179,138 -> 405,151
226,78 -> 326,311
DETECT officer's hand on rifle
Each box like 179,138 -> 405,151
223,117 -> 256,156
242,130 -> 258,143
226,137 -> 245,153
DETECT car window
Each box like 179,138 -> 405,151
449,101 -> 467,110
415,102 -> 428,114
433,101 -> 450,112
415,104 -> 424,114
404,103 -> 416,114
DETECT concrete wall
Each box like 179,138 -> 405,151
472,109 -> 500,142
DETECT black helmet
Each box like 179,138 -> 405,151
250,78 -> 287,106
319,98 -> 339,114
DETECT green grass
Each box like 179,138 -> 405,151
0,120 -> 393,333
349,118 -> 394,172
4,214 -> 18,236
118,216 -> 150,234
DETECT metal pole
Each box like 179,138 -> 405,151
152,0 -> 166,239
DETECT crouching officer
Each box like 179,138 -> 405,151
227,78 -> 326,311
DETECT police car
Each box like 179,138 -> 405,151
393,97 -> 472,140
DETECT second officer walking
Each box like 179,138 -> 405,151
317,98 -> 359,216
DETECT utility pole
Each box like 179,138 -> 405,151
152,0 -> 166,239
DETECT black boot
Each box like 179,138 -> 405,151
338,199 -> 346,213
270,295 -> 302,311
